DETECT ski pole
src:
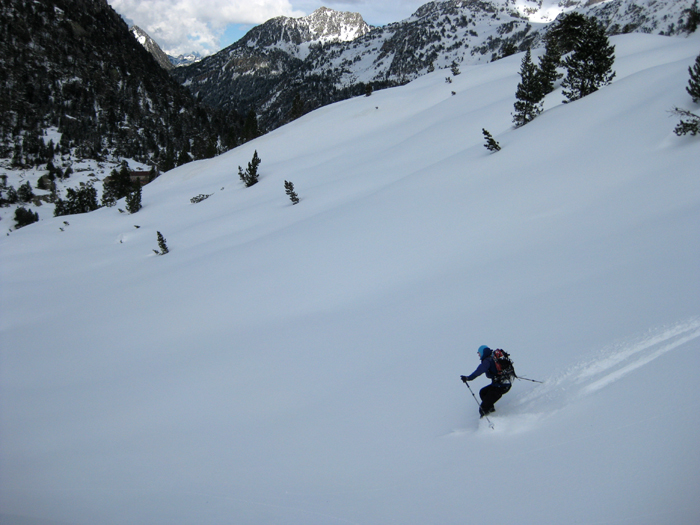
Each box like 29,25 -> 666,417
463,380 -> 494,430
515,375 -> 543,383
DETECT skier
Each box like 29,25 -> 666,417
461,345 -> 512,417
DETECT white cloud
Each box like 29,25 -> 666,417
108,0 -> 305,56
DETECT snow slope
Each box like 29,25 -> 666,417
1,33 -> 699,524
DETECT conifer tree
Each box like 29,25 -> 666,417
177,149 -> 191,167
238,150 -> 261,187
289,93 -> 305,121
687,53 -> 700,102
17,181 -> 35,203
126,185 -> 142,214
672,107 -> 700,136
102,164 -> 135,207
545,12 -> 589,54
242,110 -> 260,143
499,42 -> 518,60
513,49 -> 544,127
683,0 -> 700,34
155,231 -> 169,255
161,147 -> 176,172
451,61 -> 461,76
561,17 -> 616,102
482,129 -> 501,152
14,207 -> 39,228
3,185 -> 18,205
538,40 -> 563,95
54,183 -> 99,217
284,180 -> 299,205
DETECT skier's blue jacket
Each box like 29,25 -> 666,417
466,348 -> 507,386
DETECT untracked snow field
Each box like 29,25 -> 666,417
1,33 -> 699,524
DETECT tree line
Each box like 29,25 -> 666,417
512,13 -> 616,128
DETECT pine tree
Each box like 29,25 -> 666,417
687,53 -> 700,103
126,185 -> 142,214
499,42 -> 518,60
672,107 -> 700,136
161,146 -> 176,172
177,149 -> 191,166
538,40 -> 563,95
545,12 -> 589,55
238,150 -> 261,187
155,231 -> 169,255
513,49 -> 545,127
482,129 -> 501,152
54,183 -> 99,217
14,207 -> 39,228
561,17 -> 616,103
683,0 -> 700,34
102,164 -> 136,207
17,181 -> 35,203
289,93 -> 305,121
451,61 -> 461,76
4,185 -> 19,205
284,180 -> 299,205
242,110 -> 260,143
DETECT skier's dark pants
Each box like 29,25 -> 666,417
479,384 -> 511,413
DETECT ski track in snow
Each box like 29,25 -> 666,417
517,317 -> 700,411
449,318 -> 700,436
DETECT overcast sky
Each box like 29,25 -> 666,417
107,1 -> 430,57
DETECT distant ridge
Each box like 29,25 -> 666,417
172,0 -> 697,135
168,52 -> 203,68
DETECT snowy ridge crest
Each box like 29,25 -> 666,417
296,6 -> 370,44
513,0 -> 697,32
130,25 -> 173,70
174,0 -> 696,133
169,52 -> 203,67
244,6 -> 370,56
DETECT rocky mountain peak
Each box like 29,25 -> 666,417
240,6 -> 370,53
301,6 -> 371,43
130,25 -> 173,70
169,52 -> 203,68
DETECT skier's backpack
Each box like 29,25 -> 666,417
492,349 -> 516,384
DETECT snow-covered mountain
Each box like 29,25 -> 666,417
129,25 -> 202,69
174,0 -> 698,133
2,28 -> 699,524
270,5 -> 371,52
168,52 -> 203,67
130,25 -> 173,70
170,6 -> 371,129
515,0 -> 696,32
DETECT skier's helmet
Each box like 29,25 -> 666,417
478,345 -> 490,358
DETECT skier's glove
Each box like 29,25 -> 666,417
461,375 -> 469,383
